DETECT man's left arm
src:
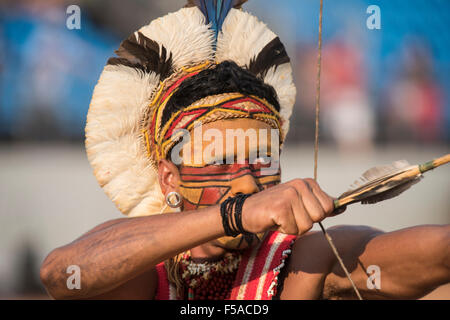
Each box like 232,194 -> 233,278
324,224 -> 450,299
278,224 -> 449,299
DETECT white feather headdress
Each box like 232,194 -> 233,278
85,2 -> 296,217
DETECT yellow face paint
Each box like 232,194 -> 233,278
215,233 -> 266,250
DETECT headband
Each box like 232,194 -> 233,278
142,62 -> 283,163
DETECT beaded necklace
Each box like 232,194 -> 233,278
179,251 -> 241,300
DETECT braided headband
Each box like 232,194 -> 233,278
142,62 -> 283,163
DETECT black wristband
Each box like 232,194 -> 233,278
220,197 -> 239,237
220,194 -> 253,237
234,194 -> 252,235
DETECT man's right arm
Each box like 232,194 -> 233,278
40,206 -> 226,299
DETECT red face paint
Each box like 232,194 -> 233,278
179,160 -> 281,211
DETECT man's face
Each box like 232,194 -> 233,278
173,118 -> 281,249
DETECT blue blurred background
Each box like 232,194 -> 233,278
0,0 -> 448,299
1,0 -> 449,145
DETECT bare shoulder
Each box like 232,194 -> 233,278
85,267 -> 159,300
276,225 -> 383,300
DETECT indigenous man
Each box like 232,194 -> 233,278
40,1 -> 449,300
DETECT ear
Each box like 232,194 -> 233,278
158,159 -> 181,195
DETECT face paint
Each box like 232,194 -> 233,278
178,159 -> 280,249
215,232 -> 266,249
173,118 -> 281,249
179,160 -> 280,208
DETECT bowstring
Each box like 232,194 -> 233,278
313,0 -> 363,300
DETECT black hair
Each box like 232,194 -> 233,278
161,60 -> 280,125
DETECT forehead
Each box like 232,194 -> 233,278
178,118 -> 279,166
200,118 -> 275,137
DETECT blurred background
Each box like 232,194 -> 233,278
0,0 -> 448,299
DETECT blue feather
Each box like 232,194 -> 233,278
190,0 -> 241,42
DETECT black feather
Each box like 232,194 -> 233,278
248,37 -> 290,78
107,32 -> 173,79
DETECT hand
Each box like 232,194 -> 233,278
242,178 -> 346,236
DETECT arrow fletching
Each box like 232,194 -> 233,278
334,154 -> 450,209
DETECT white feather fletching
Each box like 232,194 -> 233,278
338,159 -> 422,204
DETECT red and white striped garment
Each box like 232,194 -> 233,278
155,231 -> 296,300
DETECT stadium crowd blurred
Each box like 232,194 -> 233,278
1,0 -> 449,148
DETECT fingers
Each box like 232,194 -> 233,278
276,187 -> 300,235
288,179 -> 326,223
244,178 -> 346,237
303,178 -> 335,217
302,178 -> 347,216
288,187 -> 313,234
282,178 -> 344,236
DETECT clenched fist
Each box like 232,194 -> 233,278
242,178 -> 346,235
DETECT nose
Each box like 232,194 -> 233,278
230,173 -> 260,196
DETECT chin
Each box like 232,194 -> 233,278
215,233 -> 265,250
